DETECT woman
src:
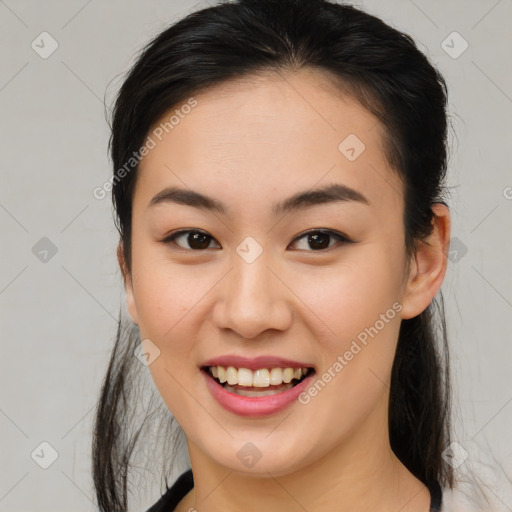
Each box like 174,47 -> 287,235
92,0 -> 476,510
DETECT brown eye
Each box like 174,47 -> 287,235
162,230 -> 220,250
290,229 -> 352,251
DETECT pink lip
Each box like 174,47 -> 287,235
201,355 -> 314,371
201,368 -> 316,417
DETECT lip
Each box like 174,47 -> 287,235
201,367 -> 316,417
201,355 -> 315,371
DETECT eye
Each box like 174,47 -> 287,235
161,228 -> 353,252
162,229 -> 220,250
289,229 -> 353,251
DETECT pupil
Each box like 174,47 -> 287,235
189,232 -> 210,249
309,232 -> 329,250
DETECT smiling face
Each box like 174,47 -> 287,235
119,67 -> 435,477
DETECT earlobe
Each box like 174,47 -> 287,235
117,243 -> 139,325
400,203 -> 451,320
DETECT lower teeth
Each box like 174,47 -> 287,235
222,382 -> 296,397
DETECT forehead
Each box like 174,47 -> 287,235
136,68 -> 403,218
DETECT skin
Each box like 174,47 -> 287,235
118,67 -> 451,512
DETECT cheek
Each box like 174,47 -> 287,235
130,257 -> 207,419
292,247 -> 403,345
130,237 -> 201,339
292,256 -> 402,432
134,277 -> 202,370
291,249 -> 404,422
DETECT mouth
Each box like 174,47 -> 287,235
201,365 -> 315,397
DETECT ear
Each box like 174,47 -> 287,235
117,243 -> 139,325
400,203 -> 451,320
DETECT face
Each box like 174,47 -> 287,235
121,68 -> 434,477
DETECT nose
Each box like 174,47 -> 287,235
212,248 -> 293,340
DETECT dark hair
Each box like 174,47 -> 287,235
92,1 -> 454,510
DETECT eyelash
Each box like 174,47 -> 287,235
160,228 -> 353,252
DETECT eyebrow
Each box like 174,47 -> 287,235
147,183 -> 370,216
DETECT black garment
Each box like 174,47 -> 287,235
146,469 -> 443,511
146,470 -> 193,512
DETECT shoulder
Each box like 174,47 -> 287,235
146,469 -> 194,512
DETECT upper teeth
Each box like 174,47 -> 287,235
209,366 -> 310,387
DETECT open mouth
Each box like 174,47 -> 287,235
201,365 -> 315,397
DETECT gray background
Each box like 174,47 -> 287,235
1,0 -> 511,510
